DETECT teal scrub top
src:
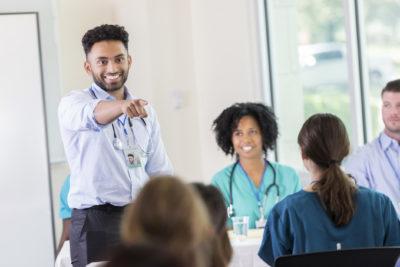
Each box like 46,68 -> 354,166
258,187 -> 400,266
59,174 -> 72,219
211,161 -> 302,229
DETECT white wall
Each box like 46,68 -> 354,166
54,0 -> 117,94
2,0 -> 64,163
115,0 -> 205,181
1,0 -> 64,263
189,0 -> 265,180
0,13 -> 54,267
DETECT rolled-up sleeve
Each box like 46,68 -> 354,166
58,90 -> 106,131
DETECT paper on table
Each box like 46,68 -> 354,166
228,229 -> 264,239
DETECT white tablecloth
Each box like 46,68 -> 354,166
229,229 -> 270,267
55,241 -> 72,267
230,238 -> 269,267
54,241 -> 106,267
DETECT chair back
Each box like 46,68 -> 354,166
275,247 -> 400,267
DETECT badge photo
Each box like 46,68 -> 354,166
124,148 -> 142,169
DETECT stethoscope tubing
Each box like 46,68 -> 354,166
89,87 -> 153,154
228,159 -> 279,217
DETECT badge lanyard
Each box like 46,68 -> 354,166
117,114 -> 132,147
89,86 -> 153,155
239,160 -> 268,217
379,137 -> 400,186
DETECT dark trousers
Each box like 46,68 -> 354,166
70,204 -> 125,267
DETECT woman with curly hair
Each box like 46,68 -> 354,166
211,102 -> 302,229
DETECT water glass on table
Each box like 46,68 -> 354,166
232,216 -> 249,241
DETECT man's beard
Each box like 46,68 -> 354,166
385,123 -> 400,135
93,72 -> 129,92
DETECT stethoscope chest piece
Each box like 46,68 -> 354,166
227,204 -> 235,218
113,138 -> 123,150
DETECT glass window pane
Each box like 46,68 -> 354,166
297,0 -> 352,140
362,0 -> 400,140
269,0 -> 353,170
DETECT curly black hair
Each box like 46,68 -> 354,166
212,102 -> 278,157
82,24 -> 129,56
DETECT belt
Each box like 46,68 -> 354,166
87,203 -> 126,212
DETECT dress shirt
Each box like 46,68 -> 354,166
58,83 -> 173,209
344,131 -> 400,215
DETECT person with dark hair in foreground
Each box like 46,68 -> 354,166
191,183 -> 233,267
345,79 -> 400,216
120,177 -> 212,267
58,24 -> 172,267
258,113 -> 400,265
211,102 -> 302,229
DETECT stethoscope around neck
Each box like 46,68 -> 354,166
89,87 -> 154,155
227,158 -> 280,228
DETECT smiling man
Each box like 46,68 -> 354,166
58,25 -> 173,267
345,79 -> 400,217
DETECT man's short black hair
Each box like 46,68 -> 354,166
82,24 -> 129,56
382,79 -> 400,96
128,154 -> 134,157
212,102 -> 278,156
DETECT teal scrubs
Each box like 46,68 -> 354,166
59,174 -> 72,219
258,186 -> 400,266
211,161 -> 302,229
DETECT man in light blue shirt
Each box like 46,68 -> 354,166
345,79 -> 400,216
58,24 -> 173,267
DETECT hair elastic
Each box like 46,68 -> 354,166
328,160 -> 339,166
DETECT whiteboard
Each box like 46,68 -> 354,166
0,13 -> 55,266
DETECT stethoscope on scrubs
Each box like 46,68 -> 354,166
227,159 -> 280,229
89,87 -> 154,156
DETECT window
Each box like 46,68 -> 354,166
362,0 -> 400,140
265,0 -> 352,169
262,0 -> 400,170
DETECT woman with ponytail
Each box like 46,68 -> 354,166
258,113 -> 400,266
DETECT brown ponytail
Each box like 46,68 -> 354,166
298,114 -> 358,227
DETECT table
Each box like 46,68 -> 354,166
229,230 -> 270,267
55,241 -> 72,267
54,241 -> 106,267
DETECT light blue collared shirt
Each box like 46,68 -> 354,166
58,83 -> 173,209
344,131 -> 400,215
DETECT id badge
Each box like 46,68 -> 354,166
123,147 -> 142,169
255,218 -> 266,229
